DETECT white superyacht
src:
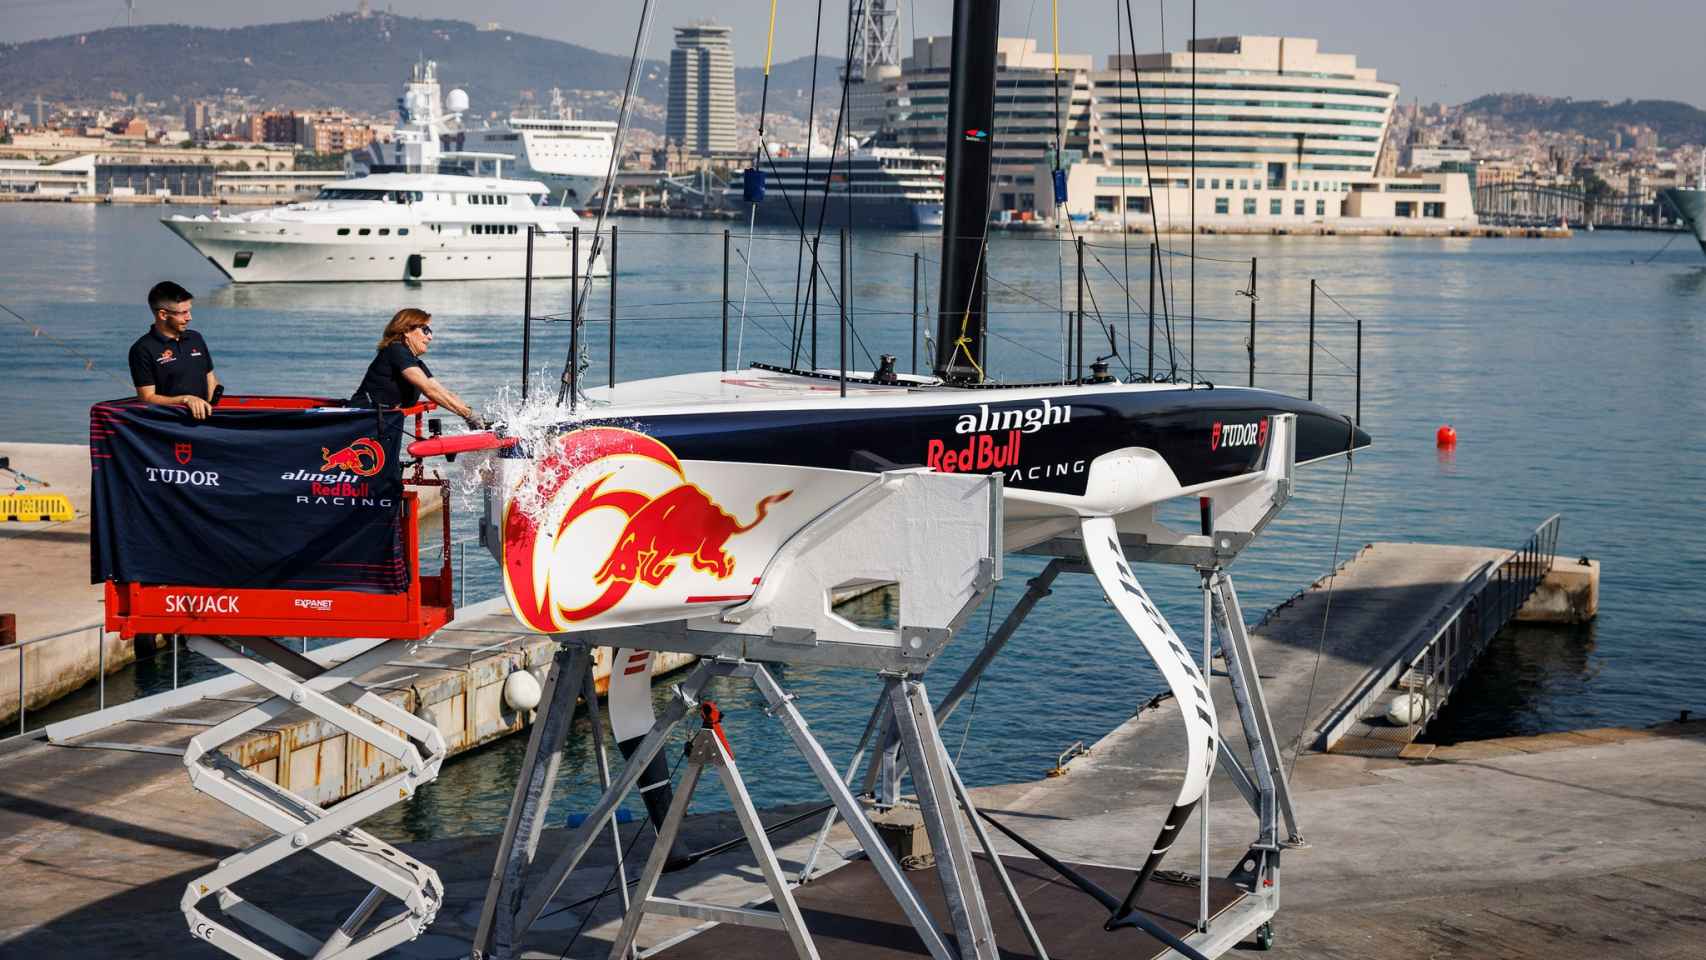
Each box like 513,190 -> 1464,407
162,165 -> 607,283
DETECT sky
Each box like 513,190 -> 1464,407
3,0 -> 1703,108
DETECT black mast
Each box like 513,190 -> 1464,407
933,0 -> 999,382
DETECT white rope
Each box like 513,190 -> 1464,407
735,202 -> 759,369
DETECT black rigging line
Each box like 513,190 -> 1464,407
1189,0 -> 1197,387
1290,418 -> 1357,782
977,810 -> 1212,960
1119,0 -> 1178,379
1111,0 -> 1134,383
557,0 -> 656,405
786,0 -> 831,367
2,301 -> 133,389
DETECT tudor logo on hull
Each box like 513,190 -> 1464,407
1211,419 -> 1269,451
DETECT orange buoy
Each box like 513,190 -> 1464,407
1436,425 -> 1457,447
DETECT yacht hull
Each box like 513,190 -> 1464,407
1660,187 -> 1706,257
162,219 -> 608,283
746,195 -> 945,230
489,378 -> 1368,634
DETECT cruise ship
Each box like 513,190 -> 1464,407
726,138 -> 945,229
356,61 -> 616,205
162,169 -> 606,283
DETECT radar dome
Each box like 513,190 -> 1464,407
446,89 -> 470,113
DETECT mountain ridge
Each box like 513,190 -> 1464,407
0,14 -> 844,126
1457,93 -> 1706,147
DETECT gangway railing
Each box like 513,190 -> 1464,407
1397,513 -> 1560,730
1321,514 -> 1562,751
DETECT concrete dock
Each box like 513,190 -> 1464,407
3,539 -> 1698,959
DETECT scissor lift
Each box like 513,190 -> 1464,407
97,397 -> 458,960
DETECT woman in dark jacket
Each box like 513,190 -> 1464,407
353,308 -> 481,427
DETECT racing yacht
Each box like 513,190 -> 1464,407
161,166 -> 606,283
454,3 -> 1367,954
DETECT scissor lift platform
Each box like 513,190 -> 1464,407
93,395 -> 458,960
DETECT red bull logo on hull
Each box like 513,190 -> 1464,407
503,427 -> 793,633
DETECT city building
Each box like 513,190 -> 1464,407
666,22 -> 738,159
213,168 -> 345,200
184,101 -> 212,138
1026,36 -> 1476,225
0,154 -> 96,195
292,112 -> 375,155
1406,145 -> 1471,171
97,162 -> 215,198
2,133 -> 296,171
887,36 -> 1094,213
248,111 -> 297,145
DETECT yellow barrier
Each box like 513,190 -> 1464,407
0,493 -> 74,522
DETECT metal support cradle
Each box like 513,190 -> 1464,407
473,469 -> 1015,959
474,415 -> 1311,959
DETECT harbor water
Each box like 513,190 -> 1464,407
2,203 -> 1702,841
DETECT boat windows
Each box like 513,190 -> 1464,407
233,251 -> 253,269
358,228 -> 371,236
337,228 -> 350,236
378,228 -> 390,236
398,228 -> 409,236
315,188 -> 391,201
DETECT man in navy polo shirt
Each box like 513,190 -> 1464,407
129,280 -> 220,419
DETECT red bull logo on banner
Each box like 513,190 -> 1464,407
319,437 -> 386,476
504,428 -> 793,632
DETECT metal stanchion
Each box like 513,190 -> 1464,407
1307,279 -> 1316,401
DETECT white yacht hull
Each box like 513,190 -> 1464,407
163,219 -> 608,283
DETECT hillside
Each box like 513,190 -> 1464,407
1459,94 -> 1706,147
0,14 -> 843,126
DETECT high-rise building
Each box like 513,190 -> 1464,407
184,100 -> 211,138
887,37 -> 1095,213
1028,37 -> 1473,224
667,22 -> 738,160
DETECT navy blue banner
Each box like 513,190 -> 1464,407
90,400 -> 409,593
